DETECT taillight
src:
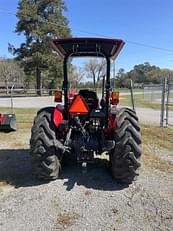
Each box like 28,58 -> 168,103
111,91 -> 119,105
54,91 -> 62,102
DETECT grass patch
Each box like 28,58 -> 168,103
141,125 -> 173,172
142,144 -> 173,173
0,107 -> 36,148
120,94 -> 162,109
0,128 -> 31,149
0,181 -> 9,187
0,181 -> 14,192
141,125 -> 173,151
0,107 -> 38,123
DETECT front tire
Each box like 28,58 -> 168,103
110,108 -> 142,184
30,107 -> 61,180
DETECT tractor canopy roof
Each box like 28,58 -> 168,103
50,37 -> 125,60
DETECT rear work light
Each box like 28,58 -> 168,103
54,91 -> 62,102
111,91 -> 120,105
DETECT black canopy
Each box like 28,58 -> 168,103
50,37 -> 125,60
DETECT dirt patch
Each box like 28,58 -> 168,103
57,211 -> 79,229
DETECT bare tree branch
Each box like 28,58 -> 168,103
84,58 -> 106,89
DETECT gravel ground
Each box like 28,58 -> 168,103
0,130 -> 173,231
0,95 -> 173,230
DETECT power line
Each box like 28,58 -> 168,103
0,10 -> 16,16
125,40 -> 173,53
1,9 -> 173,53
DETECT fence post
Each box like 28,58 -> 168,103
165,78 -> 171,127
160,77 -> 167,127
10,84 -> 15,114
130,79 -> 135,111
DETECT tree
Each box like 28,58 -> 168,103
10,0 -> 71,95
126,62 -> 159,84
115,62 -> 173,87
84,58 -> 106,89
68,65 -> 84,88
0,58 -> 25,94
114,68 -> 126,88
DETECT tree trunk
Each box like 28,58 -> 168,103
92,72 -> 96,91
36,66 -> 42,96
5,79 -> 9,95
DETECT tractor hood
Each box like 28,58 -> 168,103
50,37 -> 125,60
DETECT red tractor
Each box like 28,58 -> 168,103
30,38 -> 141,184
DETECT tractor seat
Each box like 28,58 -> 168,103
79,89 -> 98,110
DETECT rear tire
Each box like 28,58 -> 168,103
110,107 -> 142,184
30,107 -> 61,180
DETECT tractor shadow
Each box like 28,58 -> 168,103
0,149 -> 128,191
60,159 -> 128,191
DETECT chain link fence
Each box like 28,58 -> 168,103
160,78 -> 173,127
165,80 -> 173,127
0,88 -> 61,97
143,84 -> 163,104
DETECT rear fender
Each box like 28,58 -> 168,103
53,107 -> 63,128
104,113 -> 117,135
0,114 -> 5,124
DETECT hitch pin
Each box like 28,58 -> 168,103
82,162 -> 87,174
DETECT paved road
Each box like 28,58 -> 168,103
0,96 -> 173,125
0,96 -> 57,109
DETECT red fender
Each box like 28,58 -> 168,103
0,114 -> 5,124
104,113 -> 117,135
53,107 -> 63,128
